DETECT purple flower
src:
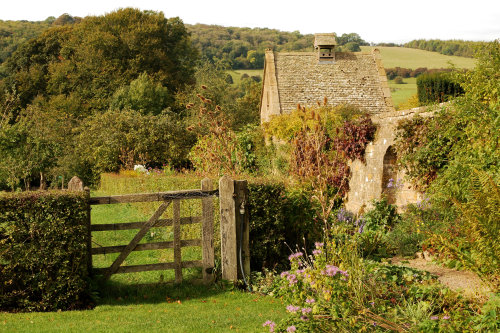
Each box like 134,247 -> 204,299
370,301 -> 375,307
312,249 -> 322,255
315,242 -> 324,248
302,307 -> 312,314
430,316 -> 439,320
280,271 -> 289,278
300,315 -> 309,321
337,208 -> 354,223
263,320 -> 276,332
443,315 -> 450,320
323,265 -> 339,276
286,305 -> 300,313
286,326 -> 297,332
287,274 -> 298,286
288,252 -> 303,261
305,298 -> 315,304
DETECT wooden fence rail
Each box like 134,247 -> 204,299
88,178 -> 218,283
74,175 -> 249,285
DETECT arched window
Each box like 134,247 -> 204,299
382,146 -> 398,204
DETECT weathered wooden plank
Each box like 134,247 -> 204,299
234,180 -> 250,280
173,200 -> 182,283
219,176 -> 238,282
90,189 -> 219,205
93,260 -> 203,275
201,178 -> 215,284
84,187 -> 92,276
91,216 -> 201,231
104,200 -> 171,280
91,239 -> 201,255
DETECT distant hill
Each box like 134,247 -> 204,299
360,46 -> 476,69
0,16 -> 479,74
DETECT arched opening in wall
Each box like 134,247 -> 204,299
382,146 -> 398,204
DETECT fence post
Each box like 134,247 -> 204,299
219,176 -> 238,281
234,180 -> 250,280
84,186 -> 92,276
173,199 -> 182,283
201,178 -> 214,284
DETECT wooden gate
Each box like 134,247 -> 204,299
87,178 -> 218,283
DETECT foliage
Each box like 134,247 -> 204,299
0,191 -> 91,311
2,8 -> 198,115
394,41 -> 500,286
264,104 -> 363,141
454,40 -> 500,107
177,61 -> 261,130
0,18 -> 53,72
248,183 -> 319,271
0,103 -> 73,190
188,25 -> 367,69
430,171 -> 499,286
72,109 -> 194,185
187,87 -> 246,176
385,66 -> 451,80
417,72 -> 464,105
388,201 -> 442,257
363,198 -> 401,232
109,72 -> 172,115
393,76 -> 404,84
258,228 -> 487,333
404,39 -> 486,58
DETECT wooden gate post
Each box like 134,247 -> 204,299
219,176 -> 238,281
84,186 -> 92,276
201,178 -> 215,284
234,180 -> 250,280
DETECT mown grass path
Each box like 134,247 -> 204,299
0,284 -> 285,332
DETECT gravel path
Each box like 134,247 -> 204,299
391,256 -> 492,299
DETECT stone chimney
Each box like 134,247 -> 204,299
314,33 -> 337,63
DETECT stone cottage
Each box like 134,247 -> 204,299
260,33 -> 426,213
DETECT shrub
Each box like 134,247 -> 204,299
394,76 -> 404,84
417,72 -> 464,105
248,183 -> 319,271
0,191 -> 91,311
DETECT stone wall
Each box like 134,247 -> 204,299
345,106 -> 436,214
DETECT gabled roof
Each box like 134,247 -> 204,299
271,50 -> 392,115
314,33 -> 337,47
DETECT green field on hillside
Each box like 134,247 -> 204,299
227,69 -> 263,86
387,77 -> 417,108
360,46 -> 476,69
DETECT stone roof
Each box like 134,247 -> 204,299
273,51 -> 392,114
314,33 -> 337,47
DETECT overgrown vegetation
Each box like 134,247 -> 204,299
394,41 -> 500,287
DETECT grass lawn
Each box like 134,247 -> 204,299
360,46 -> 476,69
0,284 -> 285,332
0,172 -> 285,332
387,77 -> 417,108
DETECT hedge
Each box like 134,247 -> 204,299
0,191 -> 92,311
417,72 -> 464,105
248,183 -> 320,271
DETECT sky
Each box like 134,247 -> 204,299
1,0 -> 499,43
